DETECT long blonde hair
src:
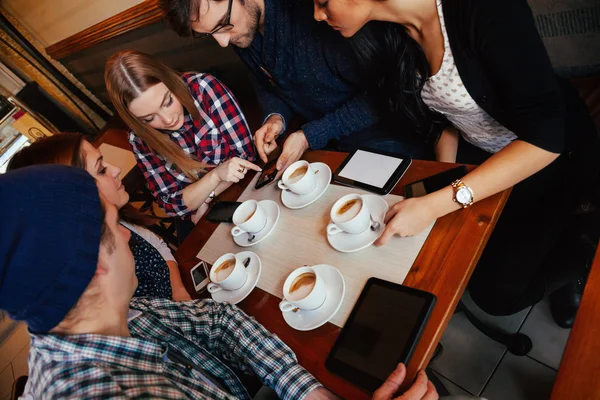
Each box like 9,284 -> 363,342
104,50 -> 207,178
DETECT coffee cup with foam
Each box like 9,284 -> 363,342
231,199 -> 267,237
277,160 -> 317,195
326,194 -> 371,235
208,253 -> 248,293
279,266 -> 327,312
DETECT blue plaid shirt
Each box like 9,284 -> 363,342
22,299 -> 322,399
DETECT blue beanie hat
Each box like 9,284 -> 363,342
0,165 -> 102,333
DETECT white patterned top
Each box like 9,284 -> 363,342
421,1 -> 517,154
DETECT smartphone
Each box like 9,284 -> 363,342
325,278 -> 436,392
206,201 -> 242,223
190,260 -> 210,293
404,165 -> 468,198
255,158 -> 279,189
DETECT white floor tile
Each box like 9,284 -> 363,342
519,297 -> 571,370
432,371 -> 474,396
0,324 -> 29,373
0,365 -> 14,400
481,353 -> 556,400
430,313 -> 506,395
461,291 -> 531,334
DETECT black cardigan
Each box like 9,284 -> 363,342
440,0 -> 593,154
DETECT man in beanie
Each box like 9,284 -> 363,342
0,165 -> 437,400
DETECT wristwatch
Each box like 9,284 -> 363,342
204,191 -> 216,204
451,179 -> 474,208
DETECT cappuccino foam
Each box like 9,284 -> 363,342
215,259 -> 236,282
288,165 -> 308,184
336,198 -> 362,223
288,273 -> 316,301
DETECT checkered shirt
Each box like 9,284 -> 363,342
129,73 -> 256,217
22,299 -> 322,399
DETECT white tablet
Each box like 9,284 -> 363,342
334,148 -> 412,195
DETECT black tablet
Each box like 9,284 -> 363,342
333,148 -> 412,195
325,278 -> 436,393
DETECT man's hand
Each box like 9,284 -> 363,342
276,130 -> 309,174
373,364 -> 438,400
254,114 -> 285,163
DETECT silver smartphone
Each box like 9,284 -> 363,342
190,260 -> 210,293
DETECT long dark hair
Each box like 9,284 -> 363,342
8,133 -> 156,227
350,21 -> 443,138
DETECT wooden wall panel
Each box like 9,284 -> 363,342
59,21 -> 257,109
45,0 -> 161,59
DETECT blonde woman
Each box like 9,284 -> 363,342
105,51 -> 260,223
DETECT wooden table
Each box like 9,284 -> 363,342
174,150 -> 510,398
551,245 -> 600,400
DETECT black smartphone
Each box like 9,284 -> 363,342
255,158 -> 279,189
206,201 -> 242,223
404,165 -> 468,198
325,278 -> 436,393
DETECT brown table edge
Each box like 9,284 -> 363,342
174,151 -> 511,396
550,245 -> 600,400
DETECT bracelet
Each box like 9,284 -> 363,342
204,191 -> 216,204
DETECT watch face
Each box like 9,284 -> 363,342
456,187 -> 473,204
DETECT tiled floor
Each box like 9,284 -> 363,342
431,293 -> 571,399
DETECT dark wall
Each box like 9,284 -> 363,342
59,21 -> 257,109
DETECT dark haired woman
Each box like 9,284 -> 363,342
8,133 -> 192,301
105,50 -> 260,223
313,0 -> 599,323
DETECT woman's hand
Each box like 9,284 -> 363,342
214,157 -> 261,183
375,197 -> 437,245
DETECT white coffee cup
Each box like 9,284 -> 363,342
277,160 -> 317,195
208,253 -> 248,293
327,194 -> 370,235
279,266 -> 327,312
231,200 -> 267,237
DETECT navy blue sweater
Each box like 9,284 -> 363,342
234,0 -> 379,149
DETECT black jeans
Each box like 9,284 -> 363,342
461,136 -> 600,316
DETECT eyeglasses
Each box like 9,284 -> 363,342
192,0 -> 234,39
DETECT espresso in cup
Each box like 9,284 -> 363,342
278,160 -> 317,195
231,200 -> 267,237
287,272 -> 316,301
288,165 -> 308,183
214,258 -> 236,282
244,209 -> 256,223
280,266 -> 327,312
327,194 -> 371,235
336,198 -> 363,222
208,253 -> 248,293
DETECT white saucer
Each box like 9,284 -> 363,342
282,264 -> 345,331
211,251 -> 261,305
281,162 -> 332,209
233,200 -> 280,247
327,195 -> 389,253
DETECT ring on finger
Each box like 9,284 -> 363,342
237,167 -> 246,174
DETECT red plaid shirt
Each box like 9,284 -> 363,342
129,73 -> 256,217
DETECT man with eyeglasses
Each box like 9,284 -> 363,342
160,0 -> 429,174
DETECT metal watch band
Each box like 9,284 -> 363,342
204,191 -> 216,204
451,179 -> 474,208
